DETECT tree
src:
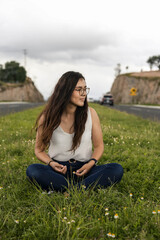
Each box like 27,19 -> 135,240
126,66 -> 129,72
147,55 -> 160,70
0,61 -> 26,83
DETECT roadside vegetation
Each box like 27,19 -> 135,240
0,61 -> 26,83
0,103 -> 160,239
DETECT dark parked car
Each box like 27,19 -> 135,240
100,94 -> 114,106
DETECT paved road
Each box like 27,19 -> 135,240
0,102 -> 45,117
1,102 -> 160,122
108,104 -> 160,121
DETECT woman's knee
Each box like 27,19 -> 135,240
26,164 -> 41,180
113,163 -> 123,180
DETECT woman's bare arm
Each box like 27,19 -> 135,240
34,115 -> 67,174
34,115 -> 51,164
76,107 -> 104,176
90,107 -> 104,161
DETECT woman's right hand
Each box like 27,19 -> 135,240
50,161 -> 67,175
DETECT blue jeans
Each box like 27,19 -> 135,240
26,161 -> 123,192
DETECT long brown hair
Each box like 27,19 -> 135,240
35,71 -> 88,151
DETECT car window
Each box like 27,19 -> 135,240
104,95 -> 112,98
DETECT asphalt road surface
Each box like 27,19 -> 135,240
108,104 -> 160,122
0,102 -> 44,117
1,102 -> 160,122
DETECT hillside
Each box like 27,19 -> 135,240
0,77 -> 44,102
111,70 -> 160,104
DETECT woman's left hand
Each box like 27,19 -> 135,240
76,161 -> 95,177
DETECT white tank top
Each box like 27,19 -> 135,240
48,108 -> 92,162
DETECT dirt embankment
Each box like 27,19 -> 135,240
111,71 -> 160,104
0,77 -> 44,102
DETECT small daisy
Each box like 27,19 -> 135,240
57,210 -> 61,213
48,191 -> 53,194
0,186 -> 3,190
105,212 -> 109,216
107,232 -> 112,237
63,208 -> 66,210
158,210 -> 160,214
63,217 -> 67,220
14,220 -> 19,224
141,197 -> 144,200
129,193 -> 133,197
111,233 -> 115,238
67,222 -> 71,224
152,211 -> 156,214
114,214 -> 119,219
71,220 -> 75,223
105,208 -> 109,211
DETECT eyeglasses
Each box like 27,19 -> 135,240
74,87 -> 90,95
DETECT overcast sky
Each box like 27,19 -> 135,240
0,0 -> 160,100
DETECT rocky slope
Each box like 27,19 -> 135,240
0,77 -> 44,102
110,71 -> 160,104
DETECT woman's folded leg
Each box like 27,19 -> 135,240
26,164 -> 68,191
79,163 -> 123,189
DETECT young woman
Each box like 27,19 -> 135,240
26,71 -> 123,191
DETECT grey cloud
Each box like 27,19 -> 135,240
0,23 -> 120,64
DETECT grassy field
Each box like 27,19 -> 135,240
0,103 -> 160,240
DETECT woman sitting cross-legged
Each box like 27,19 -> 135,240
26,71 -> 123,192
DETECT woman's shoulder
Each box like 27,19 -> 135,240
38,114 -> 45,125
89,107 -> 98,120
89,107 -> 97,115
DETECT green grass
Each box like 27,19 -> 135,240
0,103 -> 160,240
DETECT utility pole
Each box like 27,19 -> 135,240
23,49 -> 27,70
